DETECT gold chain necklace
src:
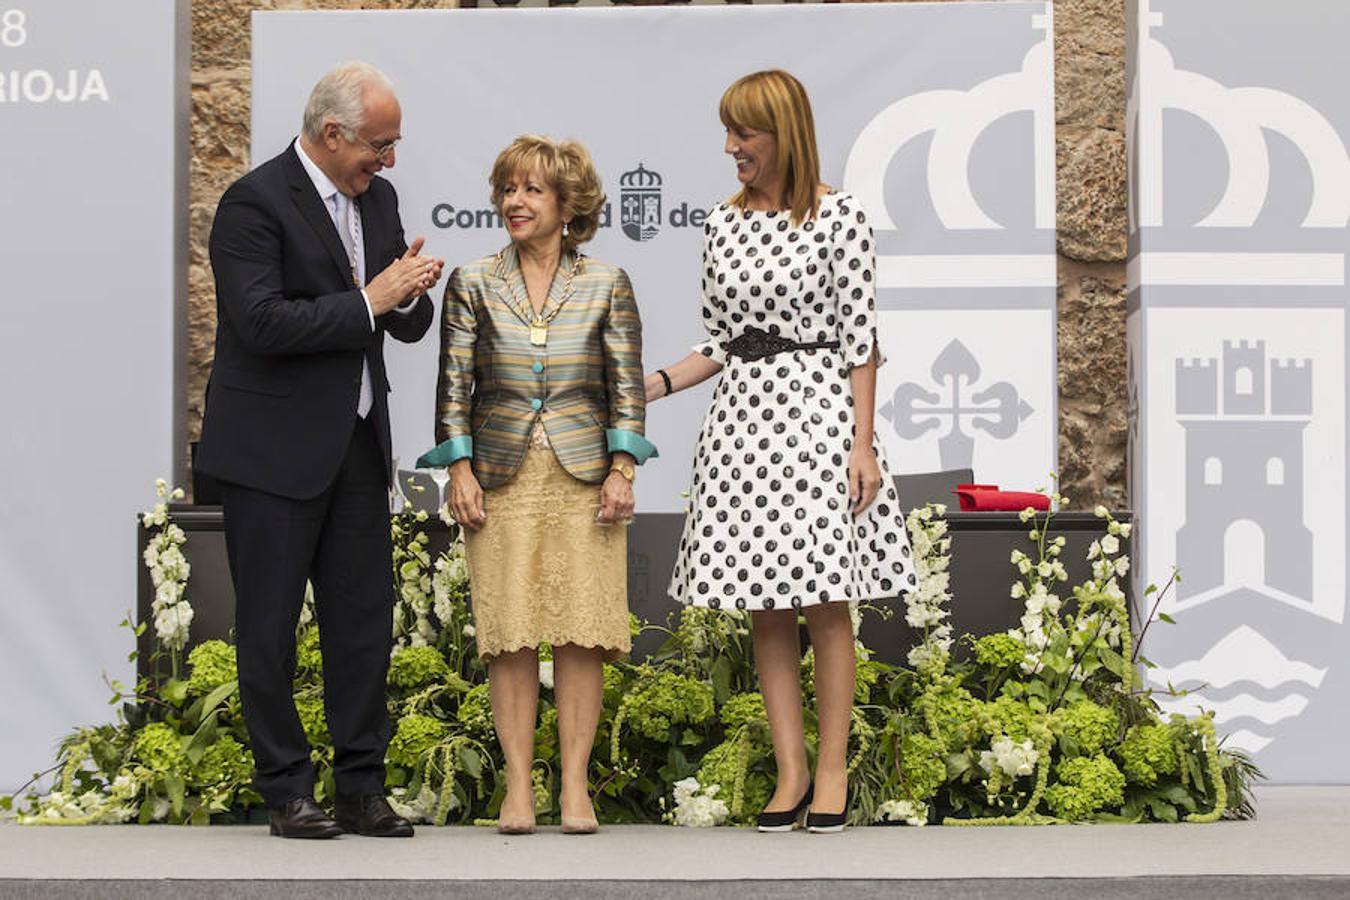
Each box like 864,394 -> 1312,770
528,252 -> 581,346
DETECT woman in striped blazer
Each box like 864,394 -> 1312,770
418,135 -> 656,835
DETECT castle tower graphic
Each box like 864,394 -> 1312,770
1175,341 -> 1313,606
1177,341 -> 1312,609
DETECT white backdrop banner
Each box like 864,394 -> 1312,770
1128,0 -> 1350,781
252,3 -> 1057,513
0,0 -> 187,791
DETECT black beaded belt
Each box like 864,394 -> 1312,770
724,326 -> 840,363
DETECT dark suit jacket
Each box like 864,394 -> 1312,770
197,143 -> 433,500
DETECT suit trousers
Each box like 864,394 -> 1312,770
219,415 -> 393,807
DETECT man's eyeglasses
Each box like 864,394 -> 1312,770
344,130 -> 400,163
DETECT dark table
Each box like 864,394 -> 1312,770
138,505 -> 1130,673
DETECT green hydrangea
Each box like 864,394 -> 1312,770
1053,701 -> 1119,756
294,695 -> 329,744
855,659 -> 885,704
1045,754 -> 1126,821
916,684 -> 982,751
535,706 -> 559,757
132,722 -> 187,774
624,672 -> 715,741
974,633 -> 1026,670
898,732 -> 947,802
457,683 -> 494,735
186,640 -> 237,696
190,735 -> 253,788
387,713 -> 449,767
695,738 -> 772,821
1118,724 -> 1180,786
387,646 -> 450,690
720,693 -> 767,731
984,695 -> 1036,743
602,665 -> 626,703
296,627 -> 323,674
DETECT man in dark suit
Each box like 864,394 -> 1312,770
197,61 -> 442,839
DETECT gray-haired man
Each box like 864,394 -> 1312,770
197,61 -> 442,838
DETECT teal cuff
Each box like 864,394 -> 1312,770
416,435 -> 473,468
606,428 -> 659,464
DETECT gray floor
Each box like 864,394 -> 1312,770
0,787 -> 1345,887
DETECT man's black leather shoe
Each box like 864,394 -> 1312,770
268,797 -> 343,839
334,793 -> 415,837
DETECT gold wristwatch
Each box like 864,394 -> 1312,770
609,461 -> 636,482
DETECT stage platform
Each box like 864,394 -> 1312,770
1,786 -> 1346,900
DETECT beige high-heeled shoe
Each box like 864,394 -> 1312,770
496,815 -> 536,835
559,815 -> 599,835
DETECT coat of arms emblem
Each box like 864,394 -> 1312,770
620,163 -> 662,242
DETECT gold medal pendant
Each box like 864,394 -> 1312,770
530,321 -> 548,346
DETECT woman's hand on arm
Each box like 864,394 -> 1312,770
645,352 -> 723,402
447,459 -> 487,530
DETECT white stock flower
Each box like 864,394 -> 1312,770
154,602 -> 194,649
1100,534 -> 1120,556
539,660 -> 554,690
875,799 -> 927,826
982,736 -> 1039,778
669,778 -> 728,828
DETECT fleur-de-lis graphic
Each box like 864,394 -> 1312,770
880,339 -> 1033,469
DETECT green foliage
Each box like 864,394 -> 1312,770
456,684 -> 494,735
973,633 -> 1026,670
388,714 -> 449,768
622,672 -> 715,741
132,723 -> 186,775
1045,754 -> 1127,821
1053,700 -> 1119,757
1118,723 -> 1181,787
185,641 -> 236,697
12,485 -> 1260,828
898,733 -> 947,802
389,646 -> 451,691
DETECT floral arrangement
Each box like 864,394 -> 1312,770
2,480 -> 1259,827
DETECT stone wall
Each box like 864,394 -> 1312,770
188,0 -> 1128,508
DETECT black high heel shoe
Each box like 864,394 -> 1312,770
756,782 -> 813,833
805,788 -> 852,834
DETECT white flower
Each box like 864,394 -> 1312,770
668,778 -> 729,828
1116,523 -> 1132,539
981,736 -> 1039,778
153,602 -> 194,650
1100,534 -> 1120,556
463,623 -> 476,637
1093,505 -> 1109,518
1010,582 -> 1027,599
110,774 -> 136,800
538,660 -> 554,690
875,799 -> 927,826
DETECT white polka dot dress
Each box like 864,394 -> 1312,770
668,192 -> 916,611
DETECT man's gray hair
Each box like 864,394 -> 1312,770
301,61 -> 395,142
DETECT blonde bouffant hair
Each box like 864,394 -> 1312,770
489,135 -> 607,252
719,70 -> 822,226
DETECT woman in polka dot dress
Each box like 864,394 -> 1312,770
645,70 -> 916,833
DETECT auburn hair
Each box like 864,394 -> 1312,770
719,70 -> 822,225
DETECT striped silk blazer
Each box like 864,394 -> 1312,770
416,244 -> 657,489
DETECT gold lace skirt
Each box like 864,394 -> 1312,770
465,426 -> 631,661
